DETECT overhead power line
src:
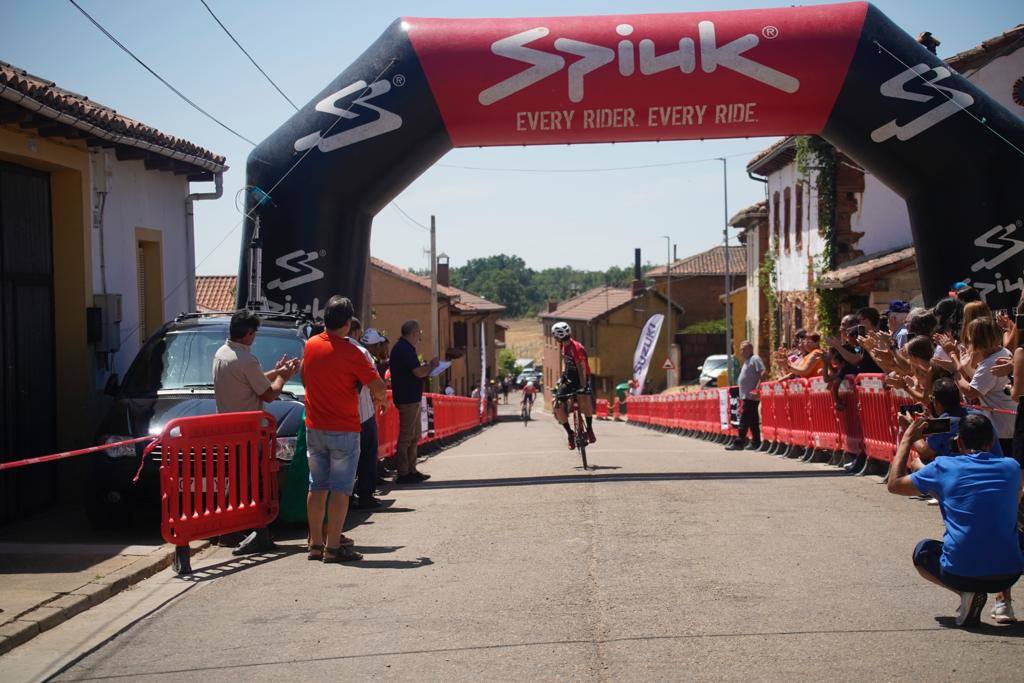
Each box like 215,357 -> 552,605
199,0 -> 300,112
66,0 -> 258,146
435,149 -> 763,174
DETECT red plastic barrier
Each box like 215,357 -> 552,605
759,381 -> 778,444
806,377 -> 841,451
856,374 -> 897,462
596,399 -> 609,419
770,381 -> 792,446
784,379 -> 812,448
612,398 -> 621,421
377,391 -> 400,459
159,411 -> 279,547
836,377 -> 864,456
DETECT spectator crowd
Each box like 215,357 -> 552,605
726,283 -> 1024,627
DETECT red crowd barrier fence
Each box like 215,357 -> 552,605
156,411 -> 279,574
624,370 -> 1014,472
596,398 -> 609,419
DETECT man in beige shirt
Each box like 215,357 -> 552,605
211,309 -> 298,555
212,310 -> 298,413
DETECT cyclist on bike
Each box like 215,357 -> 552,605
521,380 -> 537,407
550,322 -> 597,449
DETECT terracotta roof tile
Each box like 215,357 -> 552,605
195,276 -> 238,312
370,257 -> 505,313
538,286 -> 636,322
818,246 -> 917,289
646,245 -> 746,278
0,60 -> 226,174
729,200 -> 769,229
946,25 -> 1024,74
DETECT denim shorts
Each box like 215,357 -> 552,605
913,539 -> 1020,593
306,428 -> 360,494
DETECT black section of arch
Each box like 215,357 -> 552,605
823,4 -> 1024,307
237,19 -> 452,317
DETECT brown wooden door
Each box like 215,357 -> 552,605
0,161 -> 56,523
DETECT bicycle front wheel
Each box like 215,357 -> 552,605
574,405 -> 588,469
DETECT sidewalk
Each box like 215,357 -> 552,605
0,505 -> 207,655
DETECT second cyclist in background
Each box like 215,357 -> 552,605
521,380 -> 537,413
550,322 -> 597,449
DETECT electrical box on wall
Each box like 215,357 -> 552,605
90,293 -> 122,352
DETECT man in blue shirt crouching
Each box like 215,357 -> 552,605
888,413 -> 1024,627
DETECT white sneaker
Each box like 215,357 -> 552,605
956,592 -> 987,627
992,599 -> 1017,624
927,498 -> 940,506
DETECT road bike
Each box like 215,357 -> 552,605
521,398 -> 532,425
559,389 -> 590,470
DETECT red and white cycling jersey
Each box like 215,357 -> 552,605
560,338 -> 591,384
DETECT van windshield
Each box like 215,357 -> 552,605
120,328 -> 305,396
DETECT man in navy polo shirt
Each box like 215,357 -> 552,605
389,320 -> 438,484
888,413 -> 1024,626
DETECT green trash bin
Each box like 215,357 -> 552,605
279,411 -> 309,524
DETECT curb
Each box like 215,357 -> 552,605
0,541 -> 209,656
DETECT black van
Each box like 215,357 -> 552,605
89,312 -> 309,529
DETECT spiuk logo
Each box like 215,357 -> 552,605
871,64 -> 973,143
267,250 -> 325,291
294,79 -> 402,153
479,21 -> 800,105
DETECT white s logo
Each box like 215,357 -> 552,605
266,250 -> 325,291
871,64 -> 973,143
294,79 -> 402,153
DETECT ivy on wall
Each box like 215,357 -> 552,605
757,238 -> 780,351
794,136 -> 839,336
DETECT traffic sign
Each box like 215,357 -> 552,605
662,358 -> 675,370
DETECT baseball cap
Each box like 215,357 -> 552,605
886,300 -> 911,314
360,328 -> 388,345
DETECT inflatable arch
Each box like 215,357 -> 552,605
241,1 -> 1024,315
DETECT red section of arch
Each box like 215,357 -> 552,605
405,2 -> 867,147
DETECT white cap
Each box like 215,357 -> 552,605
360,328 -> 388,345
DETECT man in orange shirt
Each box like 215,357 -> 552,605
301,296 -> 387,563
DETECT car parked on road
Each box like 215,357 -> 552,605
698,354 -> 739,387
88,312 -> 310,529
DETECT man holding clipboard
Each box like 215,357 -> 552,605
389,320 -> 440,484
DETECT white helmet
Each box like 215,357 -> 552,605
526,381 -> 534,388
551,321 -> 572,340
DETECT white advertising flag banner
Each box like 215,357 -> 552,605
480,320 -> 487,415
632,314 -> 664,395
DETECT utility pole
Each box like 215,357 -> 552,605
663,235 -> 672,389
719,157 -> 733,384
430,215 -> 439,361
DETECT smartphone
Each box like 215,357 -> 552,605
853,325 -> 867,338
898,404 -> 924,416
922,418 -> 952,435
1016,314 -> 1024,332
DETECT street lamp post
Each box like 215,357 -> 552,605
663,235 -> 672,389
718,158 -> 733,385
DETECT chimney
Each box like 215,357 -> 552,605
547,300 -> 558,313
436,252 -> 450,287
631,248 -> 645,296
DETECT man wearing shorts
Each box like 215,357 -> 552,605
888,413 -> 1024,626
301,296 -> 387,563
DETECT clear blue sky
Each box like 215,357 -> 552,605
3,1 -> 1020,275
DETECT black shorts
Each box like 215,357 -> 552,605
913,539 -> 1020,593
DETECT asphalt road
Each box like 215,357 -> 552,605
9,416 -> 1024,681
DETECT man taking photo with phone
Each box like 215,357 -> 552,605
888,413 -> 1024,627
